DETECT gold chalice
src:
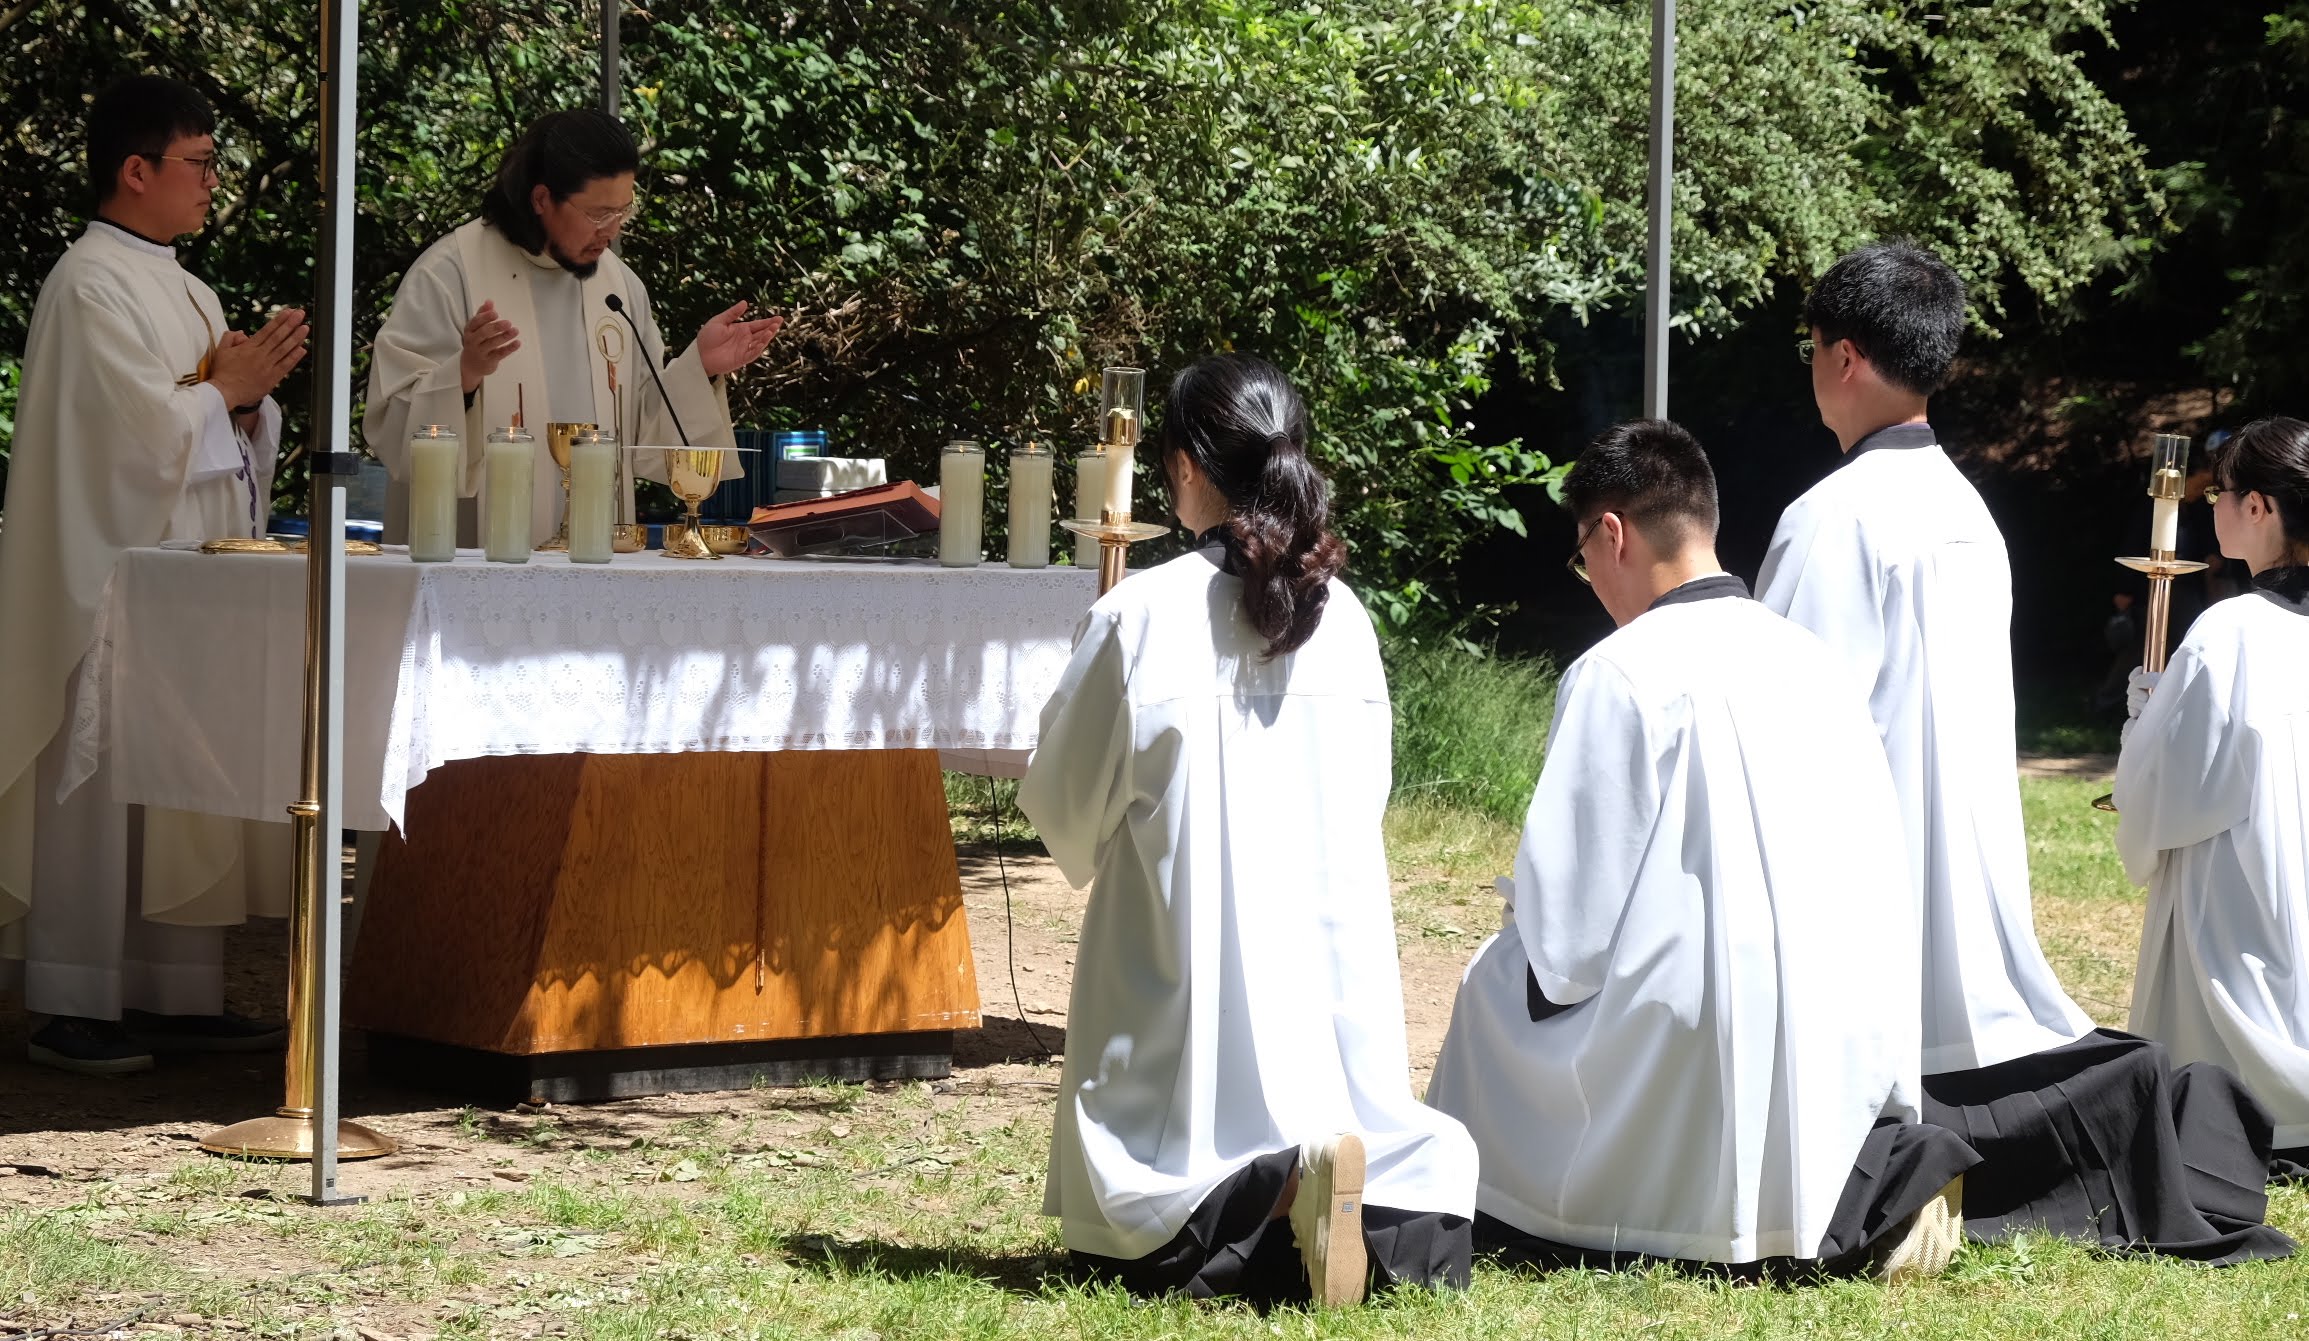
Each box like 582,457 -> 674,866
536,421 -> 596,552
663,445 -> 729,560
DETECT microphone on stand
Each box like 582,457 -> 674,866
603,292 -> 691,447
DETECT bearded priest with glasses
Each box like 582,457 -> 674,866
364,109 -> 782,547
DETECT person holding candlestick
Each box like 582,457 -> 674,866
364,108 -> 780,547
0,76 -> 303,1073
2118,417 -> 2309,1177
1758,240 -> 2291,1262
1019,355 -> 1476,1307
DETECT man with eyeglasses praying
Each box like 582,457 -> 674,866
0,75 -> 310,1074
365,109 -> 781,546
1427,419 -> 1976,1280
1757,240 -> 2292,1263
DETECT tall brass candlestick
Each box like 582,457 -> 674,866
2094,432 -> 2208,812
1061,367 -> 1167,594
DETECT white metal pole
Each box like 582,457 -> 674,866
310,0 -> 361,1206
601,0 -> 620,116
1642,0 -> 1676,421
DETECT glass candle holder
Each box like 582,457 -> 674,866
939,440 -> 986,567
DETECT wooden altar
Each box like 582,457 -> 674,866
347,748 -> 980,1103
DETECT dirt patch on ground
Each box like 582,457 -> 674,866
2018,752 -> 2118,780
0,841 -> 1476,1206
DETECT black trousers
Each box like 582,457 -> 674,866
1069,1148 -> 1473,1306
1474,1117 -> 1979,1279
1921,1028 -> 2294,1264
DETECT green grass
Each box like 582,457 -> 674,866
1385,639 -> 1558,822
14,696 -> 2309,1338
2022,774 -> 2144,1027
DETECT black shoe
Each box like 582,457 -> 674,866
28,1016 -> 156,1075
124,1009 -> 287,1054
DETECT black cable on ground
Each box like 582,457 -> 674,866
987,774 -> 1057,1063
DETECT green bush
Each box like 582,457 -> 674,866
1385,638 -> 1557,823
0,0 -> 2157,627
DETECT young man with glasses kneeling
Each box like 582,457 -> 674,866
1428,419 -> 1978,1279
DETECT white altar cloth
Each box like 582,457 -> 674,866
75,548 -> 1096,832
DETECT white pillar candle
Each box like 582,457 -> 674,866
1073,450 -> 1108,568
1102,443 -> 1133,520
407,424 -> 459,563
939,440 -> 985,568
568,430 -> 618,564
1007,444 -> 1055,569
2151,494 -> 2180,554
483,429 -> 535,564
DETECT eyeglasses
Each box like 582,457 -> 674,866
1796,337 -> 1815,366
1567,514 -> 1609,585
2204,487 -> 2223,506
148,152 -> 222,182
576,199 -> 639,232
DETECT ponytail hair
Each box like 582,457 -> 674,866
1161,355 -> 1347,658
480,108 -> 639,255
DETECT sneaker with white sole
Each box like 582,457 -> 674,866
1872,1174 -> 1965,1282
28,1016 -> 156,1076
1289,1132 -> 1369,1307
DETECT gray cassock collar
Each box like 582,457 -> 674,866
1844,421 -> 1939,462
1647,572 -> 1751,611
2254,565 -> 2309,615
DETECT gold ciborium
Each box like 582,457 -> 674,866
536,421 -> 596,552
663,445 -> 730,560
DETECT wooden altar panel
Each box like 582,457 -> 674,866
347,750 -> 980,1055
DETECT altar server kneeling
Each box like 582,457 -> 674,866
1019,355 -> 1477,1308
1427,419 -> 1976,1279
2120,417 -> 2309,1176
1762,239 -> 2292,1263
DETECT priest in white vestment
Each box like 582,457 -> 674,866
2120,417 -> 2309,1170
364,109 -> 779,545
1760,240 -> 2292,1263
0,77 -> 304,1073
1427,418 -> 1975,1278
1020,355 -> 1477,1308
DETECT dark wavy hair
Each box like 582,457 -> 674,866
480,109 -> 638,254
2213,416 -> 2309,550
1160,355 -> 1347,658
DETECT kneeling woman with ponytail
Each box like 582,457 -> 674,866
1019,355 -> 1477,1306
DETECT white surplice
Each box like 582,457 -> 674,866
1758,431 -> 2093,1073
1018,551 -> 1477,1261
2118,581 -> 2309,1148
1425,585 -> 1921,1263
0,222 -> 291,972
363,220 -> 739,545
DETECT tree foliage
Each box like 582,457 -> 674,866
0,0 -> 2160,626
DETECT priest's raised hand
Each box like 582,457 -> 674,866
207,306 -> 309,412
694,300 -> 783,379
457,299 -> 521,394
